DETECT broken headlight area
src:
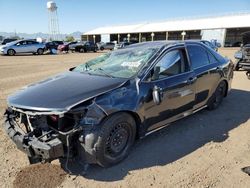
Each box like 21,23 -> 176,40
3,107 -> 86,163
3,103 -> 107,165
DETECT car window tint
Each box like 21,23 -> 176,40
187,45 -> 210,69
152,49 -> 188,80
27,41 -> 34,45
20,41 -> 27,45
207,52 -> 218,64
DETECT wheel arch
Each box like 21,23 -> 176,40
7,48 -> 16,54
104,110 -> 142,139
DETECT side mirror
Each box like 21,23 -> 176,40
152,86 -> 162,105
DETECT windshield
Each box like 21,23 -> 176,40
5,40 -> 20,46
73,47 -> 159,78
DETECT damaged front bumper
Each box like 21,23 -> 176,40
4,111 -> 64,162
3,105 -> 105,165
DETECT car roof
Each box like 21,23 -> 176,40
124,40 -> 207,49
124,41 -> 177,49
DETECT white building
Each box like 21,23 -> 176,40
82,12 -> 250,47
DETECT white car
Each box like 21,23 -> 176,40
0,39 -> 45,55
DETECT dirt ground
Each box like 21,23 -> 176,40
0,48 -> 249,188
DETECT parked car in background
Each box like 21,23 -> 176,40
234,32 -> 250,71
1,38 -> 18,45
114,41 -> 134,50
4,41 -> 233,167
0,39 -> 45,55
232,41 -> 242,47
97,42 -> 115,50
58,41 -> 77,52
224,42 -> 233,47
45,41 -> 64,51
69,41 -> 97,52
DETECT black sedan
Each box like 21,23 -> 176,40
4,41 -> 234,168
45,41 -> 64,51
69,41 -> 97,52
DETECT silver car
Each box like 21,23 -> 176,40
97,42 -> 115,50
0,40 -> 45,55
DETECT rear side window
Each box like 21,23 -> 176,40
207,52 -> 218,64
187,45 -> 210,69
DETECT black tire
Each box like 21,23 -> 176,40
95,113 -> 136,167
100,47 -> 104,51
37,48 -> 44,55
207,81 -> 227,110
7,49 -> 15,56
246,71 -> 250,80
234,60 -> 242,71
79,48 -> 84,53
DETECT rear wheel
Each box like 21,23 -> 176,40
37,48 -> 44,55
79,48 -> 84,53
95,113 -> 136,167
207,81 -> 227,110
7,49 -> 15,56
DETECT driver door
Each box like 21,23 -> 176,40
143,47 -> 196,132
14,41 -> 28,53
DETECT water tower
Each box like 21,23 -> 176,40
47,1 -> 60,41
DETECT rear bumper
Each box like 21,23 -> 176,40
3,113 -> 64,161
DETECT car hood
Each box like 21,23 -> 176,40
8,71 -> 127,111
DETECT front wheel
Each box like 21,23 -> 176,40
207,81 -> 227,110
95,113 -> 136,167
7,49 -> 15,56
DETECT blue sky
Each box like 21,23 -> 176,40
0,0 -> 249,34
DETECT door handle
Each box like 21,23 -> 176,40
186,77 -> 197,84
216,66 -> 223,71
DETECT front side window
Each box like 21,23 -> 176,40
16,41 -> 26,46
152,49 -> 188,80
73,47 -> 159,78
187,45 -> 210,69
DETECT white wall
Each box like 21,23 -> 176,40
101,34 -> 110,43
201,29 -> 226,46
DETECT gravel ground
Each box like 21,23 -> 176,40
0,49 -> 249,188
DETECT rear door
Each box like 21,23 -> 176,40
26,40 -> 37,52
186,44 -> 221,109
